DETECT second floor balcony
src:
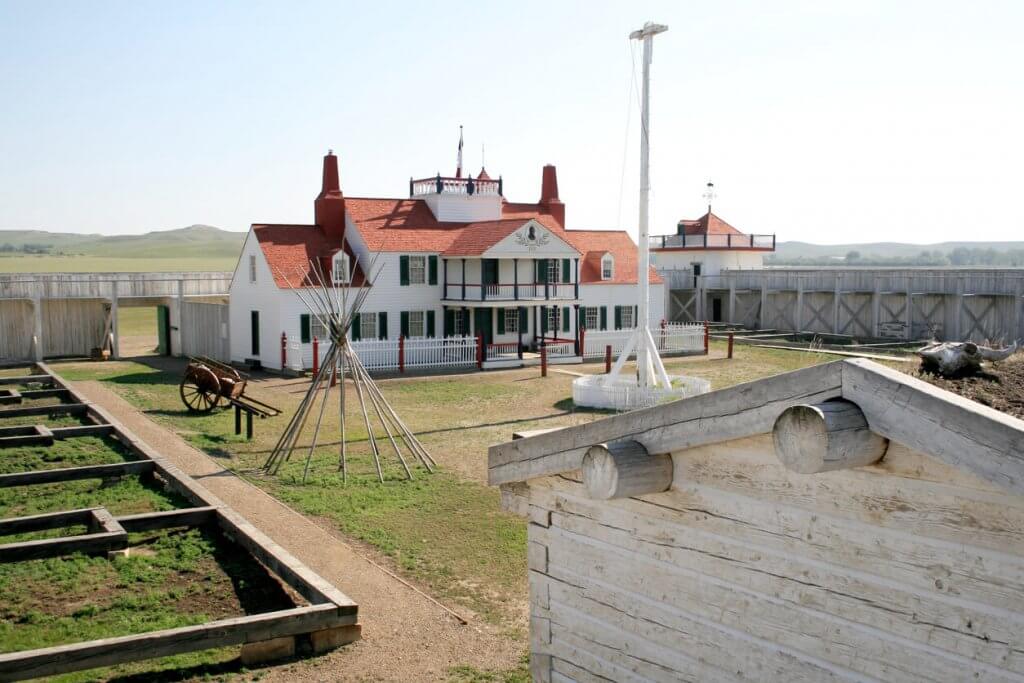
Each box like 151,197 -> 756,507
443,281 -> 579,302
650,233 -> 776,250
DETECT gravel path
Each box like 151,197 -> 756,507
73,380 -> 521,682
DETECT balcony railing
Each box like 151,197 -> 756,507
443,282 -> 578,302
649,233 -> 775,250
410,175 -> 503,197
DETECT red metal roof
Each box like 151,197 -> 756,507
565,230 -> 663,285
253,199 -> 661,288
678,211 -> 744,236
252,224 -> 367,289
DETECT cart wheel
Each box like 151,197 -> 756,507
180,366 -> 221,413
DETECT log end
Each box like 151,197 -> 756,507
773,400 -> 888,474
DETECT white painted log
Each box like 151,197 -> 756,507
772,399 -> 887,474
582,440 -> 672,499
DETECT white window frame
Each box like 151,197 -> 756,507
546,307 -> 560,333
547,259 -> 560,284
409,255 -> 426,285
601,254 -> 614,280
504,308 -> 519,333
361,312 -> 377,340
311,317 -> 328,342
408,310 -> 425,338
453,310 -> 467,336
584,306 -> 599,330
620,306 -> 634,329
333,253 -> 350,284
248,255 -> 257,283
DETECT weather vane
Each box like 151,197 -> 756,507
703,180 -> 716,213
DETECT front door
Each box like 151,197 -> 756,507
482,259 -> 499,287
250,310 -> 260,356
473,308 -> 493,346
712,297 -> 722,322
156,305 -> 171,356
693,262 -> 702,288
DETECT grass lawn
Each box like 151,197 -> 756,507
0,255 -> 235,273
53,342 -> 846,639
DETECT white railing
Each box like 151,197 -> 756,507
411,176 -> 501,197
445,282 -> 576,302
649,234 -> 775,250
544,340 -> 576,358
298,336 -> 479,372
486,342 -> 519,361
582,323 -> 704,358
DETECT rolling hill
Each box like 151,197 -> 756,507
0,225 -> 246,259
774,241 -> 1024,260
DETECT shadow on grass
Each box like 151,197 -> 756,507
552,397 -> 616,415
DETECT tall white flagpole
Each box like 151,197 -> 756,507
630,21 -> 668,388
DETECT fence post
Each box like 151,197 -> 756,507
312,337 -> 319,376
605,344 -> 612,373
579,327 -> 585,357
281,332 -> 287,371
399,335 -> 405,374
703,321 -> 709,355
477,333 -> 484,369
660,318 -> 667,351
727,332 -> 734,359
541,341 -> 548,377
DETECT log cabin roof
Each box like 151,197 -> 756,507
487,359 -> 1024,497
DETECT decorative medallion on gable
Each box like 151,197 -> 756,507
513,224 -> 551,251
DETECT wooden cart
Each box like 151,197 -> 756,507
179,357 -> 280,418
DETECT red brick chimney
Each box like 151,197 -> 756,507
539,164 -> 565,227
315,150 -> 346,241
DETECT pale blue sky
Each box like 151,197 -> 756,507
1,1 -> 1021,244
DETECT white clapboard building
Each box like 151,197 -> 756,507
229,151 -> 666,371
490,358 -> 1024,682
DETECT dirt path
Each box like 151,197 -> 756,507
73,380 -> 521,682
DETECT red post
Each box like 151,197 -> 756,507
476,333 -> 484,369
312,336 -> 319,376
399,335 -> 405,374
703,320 -> 710,355
281,332 -> 287,371
727,332 -> 734,359
541,341 -> 548,377
579,327 -> 586,358
605,344 -> 612,373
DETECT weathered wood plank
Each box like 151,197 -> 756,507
842,359 -> 1024,495
51,424 -> 116,439
0,460 -> 154,488
0,531 -> 127,563
0,403 -> 88,419
0,508 -> 96,535
488,361 -> 843,485
115,507 -> 216,532
0,375 -> 51,386
0,604 -> 352,682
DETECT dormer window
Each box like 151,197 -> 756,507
601,254 -> 614,280
333,253 -> 350,284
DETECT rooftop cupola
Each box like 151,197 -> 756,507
539,164 -> 565,227
315,150 -> 346,241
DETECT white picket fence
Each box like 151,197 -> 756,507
294,336 -> 479,373
582,323 -> 705,359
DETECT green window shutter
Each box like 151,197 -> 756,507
250,311 -> 260,355
400,311 -> 410,338
614,306 -> 622,330
444,309 -> 454,337
399,255 -> 410,286
497,309 -> 506,335
562,259 -> 570,283
600,306 -> 608,330
541,306 -> 548,334
428,255 -> 438,285
578,307 -> 585,329
536,260 -> 547,284
426,310 -> 436,338
300,314 -> 311,343
519,307 -> 528,331
562,306 -> 570,332
351,313 -> 362,341
379,312 -> 388,340
634,305 -> 639,327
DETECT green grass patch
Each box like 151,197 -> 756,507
449,653 -> 531,683
0,435 -> 135,475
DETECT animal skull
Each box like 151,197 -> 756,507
917,341 -> 1018,376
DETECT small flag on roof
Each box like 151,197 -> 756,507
456,125 -> 464,179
